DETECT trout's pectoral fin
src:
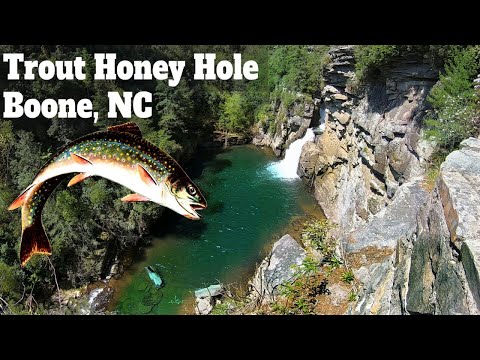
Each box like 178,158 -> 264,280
7,183 -> 34,210
137,164 -> 157,186
68,173 -> 92,187
71,153 -> 92,165
121,194 -> 151,202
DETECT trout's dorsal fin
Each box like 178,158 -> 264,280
7,183 -> 35,210
68,173 -> 92,187
121,194 -> 150,202
137,164 -> 157,186
107,122 -> 142,137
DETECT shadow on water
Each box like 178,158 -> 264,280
207,158 -> 233,174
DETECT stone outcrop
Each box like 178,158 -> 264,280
195,284 -> 224,315
352,139 -> 480,314
249,234 -> 306,303
253,97 -> 319,157
298,46 -> 437,232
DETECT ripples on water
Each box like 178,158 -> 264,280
112,143 -> 319,314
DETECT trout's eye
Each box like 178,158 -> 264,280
187,184 -> 197,196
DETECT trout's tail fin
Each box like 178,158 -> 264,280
20,223 -> 52,267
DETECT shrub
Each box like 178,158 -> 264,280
301,219 -> 337,260
425,46 -> 480,151
354,45 -> 400,80
341,270 -> 355,284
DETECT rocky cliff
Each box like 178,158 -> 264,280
294,46 -> 480,314
350,139 -> 480,314
253,95 -> 319,157
299,46 -> 437,231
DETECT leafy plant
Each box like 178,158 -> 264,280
341,270 -> 355,284
347,291 -> 358,302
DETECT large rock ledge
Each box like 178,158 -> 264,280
352,138 -> 480,314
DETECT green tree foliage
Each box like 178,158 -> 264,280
268,45 -> 328,94
354,45 -> 465,81
425,46 -> 480,150
219,92 -> 248,133
354,45 -> 400,80
0,261 -> 23,301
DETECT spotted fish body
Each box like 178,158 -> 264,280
8,122 -> 207,266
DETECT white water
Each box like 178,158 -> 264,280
267,128 -> 315,179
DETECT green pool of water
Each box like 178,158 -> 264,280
112,145 -> 319,314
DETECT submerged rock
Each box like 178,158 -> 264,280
195,284 -> 223,299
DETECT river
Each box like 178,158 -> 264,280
109,136 -> 321,314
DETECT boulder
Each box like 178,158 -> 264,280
194,284 -> 224,315
250,234 -> 306,302
297,141 -> 321,180
333,93 -> 348,101
332,111 -> 350,125
88,285 -> 114,313
196,296 -> 214,315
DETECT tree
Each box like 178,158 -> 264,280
425,46 -> 480,150
0,120 -> 14,182
219,91 -> 247,135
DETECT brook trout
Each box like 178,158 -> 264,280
8,122 -> 207,266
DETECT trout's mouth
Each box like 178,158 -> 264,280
177,200 -> 206,220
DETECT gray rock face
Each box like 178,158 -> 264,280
297,46 -> 480,315
252,97 -> 317,157
354,141 -> 480,315
437,138 -> 480,309
406,187 -> 473,315
250,234 -> 306,303
349,179 -> 428,252
299,46 -> 438,233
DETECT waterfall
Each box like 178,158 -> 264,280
267,128 -> 315,179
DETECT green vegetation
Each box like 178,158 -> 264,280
347,290 -> 358,302
301,219 -> 338,263
276,256 -> 329,315
268,45 -> 329,94
425,46 -> 480,151
341,270 -> 355,284
354,45 -> 464,81
354,45 -> 400,80
269,220 -> 360,315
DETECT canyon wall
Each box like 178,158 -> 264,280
297,46 -> 480,314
